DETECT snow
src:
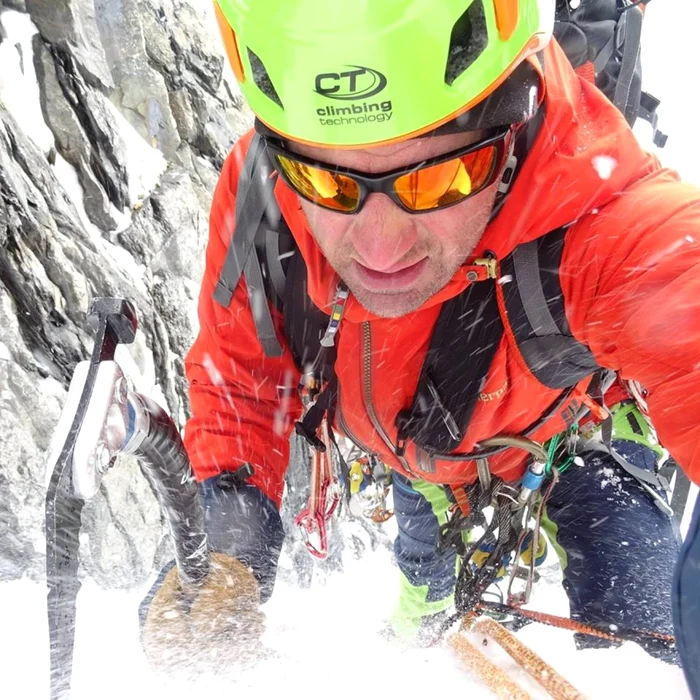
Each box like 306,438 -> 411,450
202,353 -> 225,387
102,98 -> 167,211
0,10 -> 54,155
0,9 -> 152,306
0,539 -> 691,699
0,8 -> 166,232
0,341 -> 11,362
52,152 -> 151,303
591,155 -> 618,181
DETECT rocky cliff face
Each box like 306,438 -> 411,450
0,0 -> 250,587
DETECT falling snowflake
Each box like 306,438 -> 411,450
592,155 -> 618,180
202,353 -> 224,386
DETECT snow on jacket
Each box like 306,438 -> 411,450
184,40 -> 700,508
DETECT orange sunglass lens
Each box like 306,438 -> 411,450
276,155 -> 360,212
394,146 -> 497,211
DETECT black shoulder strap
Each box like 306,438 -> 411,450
213,134 -> 285,357
281,241 -> 333,378
397,267 -> 504,455
396,223 -> 605,456
213,133 -> 333,379
500,227 -> 601,389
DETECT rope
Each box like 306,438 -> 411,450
469,617 -> 588,700
476,601 -> 676,648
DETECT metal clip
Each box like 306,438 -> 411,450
474,257 -> 498,280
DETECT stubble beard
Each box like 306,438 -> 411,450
345,255 -> 464,318
308,186 -> 499,319
319,231 -> 478,318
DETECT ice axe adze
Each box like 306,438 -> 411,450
45,298 -> 211,700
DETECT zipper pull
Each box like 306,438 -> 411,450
395,410 -> 410,457
320,282 -> 349,348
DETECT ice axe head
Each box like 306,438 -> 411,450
87,298 -> 138,363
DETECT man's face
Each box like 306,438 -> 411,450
291,131 -> 500,318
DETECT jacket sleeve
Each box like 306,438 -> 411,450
184,134 -> 302,508
562,164 -> 700,485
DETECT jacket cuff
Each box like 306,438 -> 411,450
200,475 -> 285,603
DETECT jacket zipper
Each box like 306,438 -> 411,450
336,386 -> 375,457
362,322 -> 418,477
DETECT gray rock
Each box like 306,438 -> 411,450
1,1 -> 27,13
0,286 -> 59,582
169,89 -> 196,143
94,0 -> 181,160
150,166 -> 207,277
33,36 -> 120,230
0,0 -> 247,590
25,0 -> 114,90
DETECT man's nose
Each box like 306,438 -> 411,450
350,194 -> 418,271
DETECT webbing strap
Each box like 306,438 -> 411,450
670,468 -> 692,523
265,226 -> 287,303
511,241 -> 560,337
613,4 -> 643,118
583,371 -> 672,508
399,273 -> 503,455
244,245 -> 283,357
593,32 -> 617,76
501,228 -> 600,389
583,436 -> 671,490
213,135 -> 270,307
213,135 -> 283,356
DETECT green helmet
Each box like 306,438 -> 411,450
214,0 -> 554,148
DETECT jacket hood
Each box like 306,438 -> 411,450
275,40 -> 656,323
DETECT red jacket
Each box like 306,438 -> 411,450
185,41 -> 700,508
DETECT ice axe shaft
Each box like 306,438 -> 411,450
46,298 -> 211,700
46,299 -> 137,700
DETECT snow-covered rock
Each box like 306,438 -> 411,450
0,0 -> 250,587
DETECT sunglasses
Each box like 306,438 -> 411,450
264,129 -> 510,215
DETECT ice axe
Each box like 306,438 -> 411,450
45,298 -> 210,699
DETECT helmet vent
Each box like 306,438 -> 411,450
445,1 -> 489,86
248,48 -> 284,108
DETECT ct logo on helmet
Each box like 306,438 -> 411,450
314,66 -> 387,101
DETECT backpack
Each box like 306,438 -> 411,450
554,0 -> 666,146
